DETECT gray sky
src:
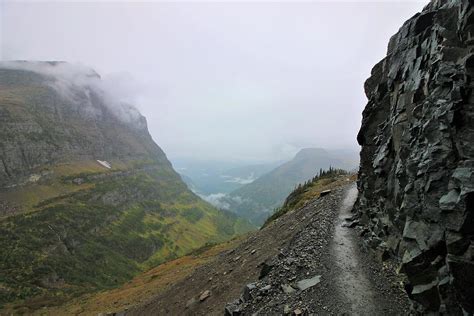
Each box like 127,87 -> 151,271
1,1 -> 426,162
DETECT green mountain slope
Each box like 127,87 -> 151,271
225,148 -> 357,225
0,62 -> 254,310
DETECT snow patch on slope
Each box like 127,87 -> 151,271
97,160 -> 112,169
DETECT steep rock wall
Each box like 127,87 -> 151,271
356,0 -> 474,313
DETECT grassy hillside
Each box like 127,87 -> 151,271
10,238 -> 243,315
0,161 -> 254,313
0,63 -> 254,313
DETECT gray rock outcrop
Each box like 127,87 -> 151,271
355,0 -> 474,313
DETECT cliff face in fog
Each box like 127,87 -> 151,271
0,62 -> 167,188
356,0 -> 474,313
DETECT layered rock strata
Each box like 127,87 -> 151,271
356,0 -> 474,313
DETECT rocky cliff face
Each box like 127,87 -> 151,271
356,0 -> 474,313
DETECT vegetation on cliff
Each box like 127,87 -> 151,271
263,168 -> 351,227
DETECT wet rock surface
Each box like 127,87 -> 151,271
356,0 -> 474,314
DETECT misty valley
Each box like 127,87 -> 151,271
1,1 -> 474,315
175,148 -> 359,225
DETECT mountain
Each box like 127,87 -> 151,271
179,173 -> 199,192
0,61 -> 253,310
224,148 -> 358,225
355,1 -> 474,313
172,158 -> 279,195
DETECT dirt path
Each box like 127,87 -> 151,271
331,185 -> 377,313
232,183 -> 409,315
330,184 -> 387,315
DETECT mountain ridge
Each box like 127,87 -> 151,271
223,147 -> 358,225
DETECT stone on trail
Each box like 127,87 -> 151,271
224,299 -> 242,316
259,284 -> 271,293
320,190 -> 331,197
293,308 -> 303,315
296,275 -> 321,290
242,283 -> 256,301
199,290 -> 211,301
341,220 -> 359,228
281,283 -> 296,294
344,214 -> 357,221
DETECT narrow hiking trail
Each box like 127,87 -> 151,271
127,183 -> 409,315
331,185 -> 378,314
328,184 -> 404,315
232,183 -> 410,315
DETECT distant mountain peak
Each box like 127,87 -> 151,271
294,148 -> 329,160
224,147 -> 358,225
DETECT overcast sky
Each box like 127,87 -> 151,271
1,0 -> 426,162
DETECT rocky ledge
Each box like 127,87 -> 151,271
355,0 -> 474,313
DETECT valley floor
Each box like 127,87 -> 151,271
125,182 -> 410,315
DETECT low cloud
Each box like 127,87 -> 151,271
199,192 -> 249,210
199,193 -> 231,210
0,61 -> 144,126
221,173 -> 257,185
229,195 -> 246,204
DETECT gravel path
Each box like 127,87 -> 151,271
331,185 -> 378,314
231,183 -> 410,315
